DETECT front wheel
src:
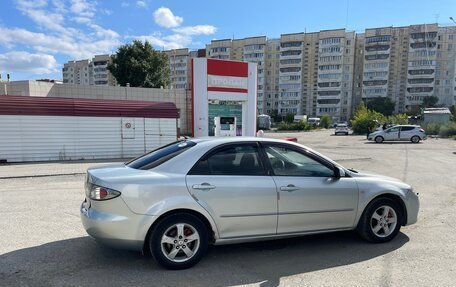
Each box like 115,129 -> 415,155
375,136 -> 384,143
149,213 -> 208,270
411,136 -> 420,143
358,198 -> 402,243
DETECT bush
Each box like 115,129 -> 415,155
424,122 -> 456,137
424,122 -> 441,135
319,114 -> 332,129
350,103 -> 386,134
387,114 -> 408,125
284,113 -> 295,124
277,120 -> 313,131
438,122 -> 456,138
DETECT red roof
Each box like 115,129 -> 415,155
0,95 -> 179,119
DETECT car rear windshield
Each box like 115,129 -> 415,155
126,140 -> 196,170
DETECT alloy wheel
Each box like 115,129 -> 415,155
160,223 -> 200,263
370,205 -> 397,238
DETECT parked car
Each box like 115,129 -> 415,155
368,125 -> 426,143
335,123 -> 349,135
81,137 -> 419,269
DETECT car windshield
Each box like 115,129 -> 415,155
126,140 -> 197,170
337,124 -> 347,128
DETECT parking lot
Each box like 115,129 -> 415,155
1,129 -> 455,287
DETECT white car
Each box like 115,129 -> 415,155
335,123 -> 349,135
368,125 -> 426,143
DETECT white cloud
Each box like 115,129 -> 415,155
121,2 -> 129,7
153,7 -> 183,28
135,33 -> 191,50
173,25 -> 217,36
0,27 -> 120,59
0,51 -> 59,74
136,1 -> 147,8
70,0 -> 95,17
5,0 -> 121,61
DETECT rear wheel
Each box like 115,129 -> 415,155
411,136 -> 420,143
375,136 -> 384,143
150,213 -> 208,270
358,198 -> 402,243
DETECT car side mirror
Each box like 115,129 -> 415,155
333,166 -> 345,178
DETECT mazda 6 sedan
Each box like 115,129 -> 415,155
81,137 -> 419,269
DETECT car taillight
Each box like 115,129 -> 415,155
89,185 -> 121,201
419,128 -> 425,133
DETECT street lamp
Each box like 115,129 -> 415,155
450,17 -> 456,25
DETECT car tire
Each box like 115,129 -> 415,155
149,213 -> 208,270
357,198 -> 402,243
375,136 -> 384,143
411,136 -> 420,143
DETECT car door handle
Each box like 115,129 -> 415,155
192,183 -> 216,190
280,185 -> 299,192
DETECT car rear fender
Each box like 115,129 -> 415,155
143,196 -> 220,240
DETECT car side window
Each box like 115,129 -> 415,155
401,126 -> 414,131
264,145 -> 334,177
388,127 -> 400,133
189,144 -> 265,176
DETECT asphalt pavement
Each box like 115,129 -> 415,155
1,130 -> 455,287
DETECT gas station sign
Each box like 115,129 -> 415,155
192,58 -> 257,137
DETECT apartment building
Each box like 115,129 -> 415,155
164,48 -> 190,90
206,37 -> 277,114
360,24 -> 456,113
317,29 -> 355,121
278,33 -> 305,115
243,37 -> 267,113
434,25 -> 456,107
62,54 -> 115,86
264,38 -> 280,115
362,26 -> 410,113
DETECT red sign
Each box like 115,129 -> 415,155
207,59 -> 248,93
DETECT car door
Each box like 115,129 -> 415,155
185,142 -> 278,239
383,126 -> 400,141
400,126 -> 414,141
261,143 -> 358,234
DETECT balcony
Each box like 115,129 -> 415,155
365,45 -> 390,53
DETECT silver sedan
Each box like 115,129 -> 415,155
80,137 -> 419,269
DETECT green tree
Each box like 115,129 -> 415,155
284,112 -> 295,123
268,109 -> 280,123
421,96 -> 439,108
319,114 -> 332,129
108,40 -> 170,88
450,105 -> 456,122
387,114 -> 408,125
350,102 -> 386,134
365,97 -> 395,116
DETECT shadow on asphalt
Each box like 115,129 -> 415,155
0,231 -> 409,287
364,141 -> 422,145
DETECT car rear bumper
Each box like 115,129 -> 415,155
80,198 -> 157,251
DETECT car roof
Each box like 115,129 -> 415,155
191,136 -> 297,145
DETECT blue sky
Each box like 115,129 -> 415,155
1,0 -> 456,80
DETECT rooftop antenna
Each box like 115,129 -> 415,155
345,0 -> 350,28
434,14 -> 440,24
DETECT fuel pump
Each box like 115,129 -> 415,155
214,116 -> 236,137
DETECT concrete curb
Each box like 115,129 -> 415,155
0,173 -> 85,180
